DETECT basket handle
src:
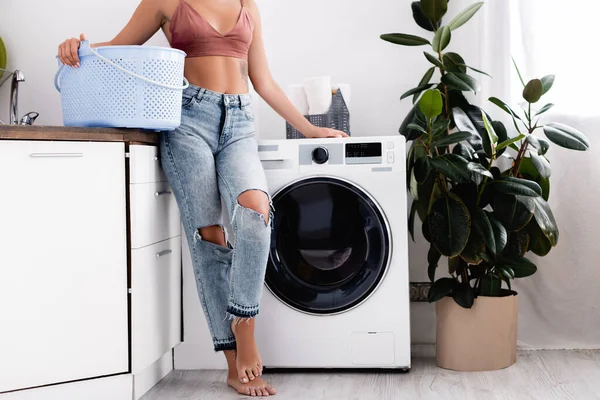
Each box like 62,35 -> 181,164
54,40 -> 189,92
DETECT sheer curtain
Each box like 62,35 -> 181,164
475,0 -> 600,349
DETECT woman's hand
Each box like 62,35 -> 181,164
58,33 -> 86,67
305,126 -> 349,138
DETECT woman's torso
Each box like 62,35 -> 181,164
160,0 -> 253,94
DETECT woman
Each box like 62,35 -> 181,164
58,0 -> 346,397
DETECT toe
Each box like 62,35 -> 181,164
250,388 -> 257,397
252,366 -> 261,378
262,388 -> 271,397
246,368 -> 256,381
267,385 -> 277,395
239,373 -> 249,384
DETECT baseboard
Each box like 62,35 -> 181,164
133,351 -> 173,400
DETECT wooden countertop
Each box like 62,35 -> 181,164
0,125 -> 161,145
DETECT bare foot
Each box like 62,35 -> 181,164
231,319 -> 262,383
227,374 -> 277,397
224,349 -> 276,397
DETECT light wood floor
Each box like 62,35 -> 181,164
142,350 -> 600,400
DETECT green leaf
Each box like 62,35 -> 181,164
488,97 -> 524,133
535,103 -> 555,117
503,229 -> 530,258
410,169 -> 419,200
512,56 -> 526,87
497,134 -> 525,151
544,123 -> 590,151
442,72 -> 481,92
422,214 -> 432,242
414,67 -> 437,103
492,121 -> 508,145
430,154 -> 471,183
481,111 -> 499,157
443,53 -> 467,73
472,208 -> 496,255
519,157 -> 550,200
420,0 -> 448,23
451,106 -> 486,151
381,33 -> 431,46
493,194 -> 535,232
480,274 -> 502,296
499,256 -> 537,278
530,152 -> 551,179
452,142 -> 476,160
487,212 -> 508,254
538,138 -> 550,156
414,156 -> 432,183
533,196 -> 559,246
407,123 -> 428,134
424,52 -> 445,69
400,104 -> 427,140
527,219 -> 552,257
541,75 -> 555,95
509,143 -> 520,152
408,201 -> 417,242
419,89 -> 444,120
460,230 -> 486,265
428,193 -> 471,257
428,277 -> 457,302
448,2 -> 484,31
416,172 -> 437,220
432,26 -> 452,52
448,256 -> 464,274
432,131 -> 473,147
453,286 -> 475,308
460,64 -> 492,78
401,84 -> 436,101
523,79 -> 544,104
467,162 -> 493,183
494,177 -> 542,197
432,118 -> 451,138
428,245 -> 441,282
488,97 -> 522,121
498,267 -> 514,283
412,2 -> 436,32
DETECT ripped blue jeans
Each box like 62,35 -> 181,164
160,85 -> 272,352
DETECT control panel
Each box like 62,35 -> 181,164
298,141 -> 397,166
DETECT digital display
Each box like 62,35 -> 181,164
345,143 -> 382,158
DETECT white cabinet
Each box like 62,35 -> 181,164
0,140 -> 183,399
128,145 -> 182,399
0,141 -> 129,393
131,237 -> 182,373
130,181 -> 181,249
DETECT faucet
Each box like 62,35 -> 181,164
9,70 -> 25,124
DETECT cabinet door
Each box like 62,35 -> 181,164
0,140 -> 129,393
131,237 -> 182,373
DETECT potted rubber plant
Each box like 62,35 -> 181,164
381,0 -> 590,371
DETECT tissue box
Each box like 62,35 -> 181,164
286,90 -> 351,139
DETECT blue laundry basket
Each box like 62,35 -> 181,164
55,41 -> 188,131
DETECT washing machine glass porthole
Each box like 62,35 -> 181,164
266,177 -> 390,315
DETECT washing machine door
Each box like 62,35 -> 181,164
266,177 -> 390,315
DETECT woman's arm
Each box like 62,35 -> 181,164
58,0 -> 165,67
246,1 -> 347,139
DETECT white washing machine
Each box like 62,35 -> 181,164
255,136 -> 411,370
